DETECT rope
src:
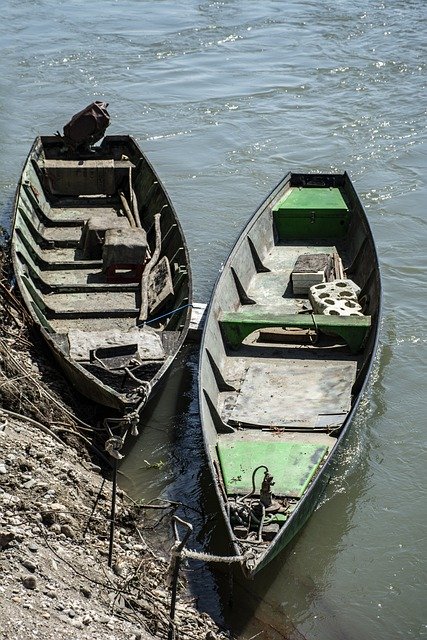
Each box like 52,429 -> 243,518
309,311 -> 319,344
123,368 -> 152,397
175,545 -> 253,565
105,435 -> 125,460
143,302 -> 192,326
237,464 -> 268,503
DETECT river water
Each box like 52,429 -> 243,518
1,1 -> 425,638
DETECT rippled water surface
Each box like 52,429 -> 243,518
1,1 -> 426,638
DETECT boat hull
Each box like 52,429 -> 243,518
12,135 -> 192,417
199,171 -> 381,577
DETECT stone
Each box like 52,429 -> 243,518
20,558 -> 37,573
49,523 -> 61,534
70,619 -> 84,629
112,562 -> 125,577
0,530 -> 15,549
27,542 -> 39,553
22,479 -> 36,489
80,585 -> 92,599
61,524 -> 74,539
41,511 -> 56,527
0,463 -> 7,474
21,574 -> 37,590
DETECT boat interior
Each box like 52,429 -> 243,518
13,136 -> 191,404
201,173 -> 380,554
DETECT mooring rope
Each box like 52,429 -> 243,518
172,544 -> 253,565
143,302 -> 193,326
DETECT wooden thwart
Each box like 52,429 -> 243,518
220,309 -> 371,353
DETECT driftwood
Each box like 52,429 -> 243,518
128,166 -> 142,229
119,191 -> 137,228
333,250 -> 345,280
138,212 -> 162,323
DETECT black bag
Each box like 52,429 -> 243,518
63,101 -> 110,149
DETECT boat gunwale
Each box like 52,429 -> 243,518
11,135 -> 193,414
198,170 -> 382,577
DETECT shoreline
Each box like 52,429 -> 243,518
0,244 -> 227,640
0,405 -> 226,640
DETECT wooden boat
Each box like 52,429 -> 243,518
12,131 -> 192,433
199,172 -> 381,577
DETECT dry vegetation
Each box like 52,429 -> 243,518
0,238 -> 227,640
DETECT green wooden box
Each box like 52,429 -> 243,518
273,187 -> 350,240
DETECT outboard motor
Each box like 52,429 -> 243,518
62,101 -> 110,151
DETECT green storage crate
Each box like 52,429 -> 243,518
273,187 -> 350,240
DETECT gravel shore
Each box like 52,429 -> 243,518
0,244 -> 227,640
0,412 -> 226,640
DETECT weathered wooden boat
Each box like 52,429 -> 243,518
199,172 -> 381,577
12,111 -> 192,440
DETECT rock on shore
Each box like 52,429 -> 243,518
0,414 -> 226,640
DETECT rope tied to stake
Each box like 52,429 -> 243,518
103,409 -> 141,458
104,435 -> 125,460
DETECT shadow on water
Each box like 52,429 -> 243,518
119,345 -> 376,640
366,314 -> 394,423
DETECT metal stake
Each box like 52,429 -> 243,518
108,458 -> 118,568
168,515 -> 193,640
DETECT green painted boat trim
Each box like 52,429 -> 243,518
217,440 -> 329,499
199,171 -> 382,577
274,187 -> 349,211
220,310 -> 371,353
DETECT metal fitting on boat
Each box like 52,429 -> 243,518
260,470 -> 275,507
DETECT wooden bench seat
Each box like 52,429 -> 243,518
219,309 -> 371,353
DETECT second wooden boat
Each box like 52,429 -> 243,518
12,106 -> 192,443
199,172 -> 381,577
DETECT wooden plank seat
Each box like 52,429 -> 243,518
219,309 -> 371,353
41,159 -> 134,196
21,275 -> 139,319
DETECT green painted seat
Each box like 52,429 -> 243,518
219,309 -> 371,353
216,440 -> 329,498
